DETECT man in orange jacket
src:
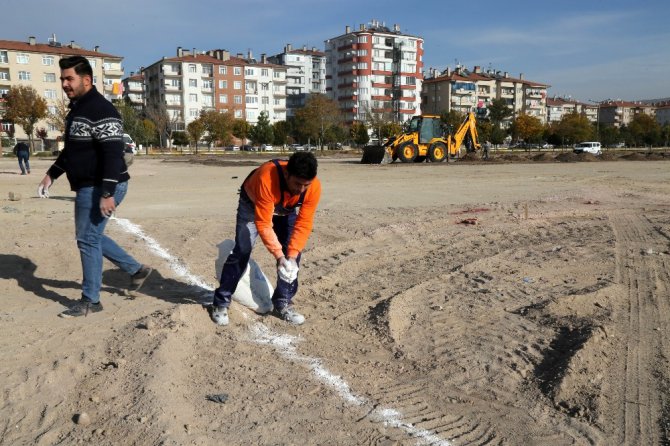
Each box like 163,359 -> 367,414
210,152 -> 321,326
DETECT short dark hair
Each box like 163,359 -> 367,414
287,152 -> 317,180
59,56 -> 93,78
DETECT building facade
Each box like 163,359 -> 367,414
422,65 -> 550,125
143,48 -> 287,132
546,97 -> 598,123
121,72 -> 145,110
598,100 -> 655,128
0,35 -> 123,141
325,20 -> 424,124
268,44 -> 326,119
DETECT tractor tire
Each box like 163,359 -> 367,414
428,142 -> 447,162
415,156 -> 426,163
397,142 -> 418,163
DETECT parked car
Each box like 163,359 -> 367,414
123,133 -> 137,155
240,145 -> 256,151
573,141 -> 602,155
224,145 -> 240,151
300,144 -> 316,152
541,143 -> 554,150
261,144 -> 274,151
289,143 -> 302,151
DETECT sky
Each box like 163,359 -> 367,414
2,0 -> 668,103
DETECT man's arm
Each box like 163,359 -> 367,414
286,179 -> 321,258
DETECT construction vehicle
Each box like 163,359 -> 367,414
361,112 -> 481,164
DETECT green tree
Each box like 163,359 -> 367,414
249,111 -> 274,145
440,110 -> 465,134
351,121 -> 369,146
628,113 -> 661,147
115,101 -> 144,143
487,98 -> 513,129
4,85 -> 48,152
272,120 -> 289,147
599,124 -> 621,148
200,110 -> 233,146
145,101 -> 170,147
232,118 -> 251,142
556,112 -> 593,146
490,126 -> 507,146
187,118 -> 206,152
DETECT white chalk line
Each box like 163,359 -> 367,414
113,217 -> 452,446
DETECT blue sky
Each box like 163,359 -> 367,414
2,0 -> 668,102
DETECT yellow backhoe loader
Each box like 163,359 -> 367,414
361,112 -> 481,164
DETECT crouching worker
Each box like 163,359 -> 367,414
210,152 -> 321,326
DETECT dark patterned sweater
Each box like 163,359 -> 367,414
47,86 -> 129,195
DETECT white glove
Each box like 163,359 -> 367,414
278,257 -> 299,283
37,183 -> 50,198
37,175 -> 52,198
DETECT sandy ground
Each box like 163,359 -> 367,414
1,152 -> 670,445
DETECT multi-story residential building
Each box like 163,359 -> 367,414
422,65 -> 550,125
546,97 -> 598,124
654,101 -> 670,126
268,44 -> 326,119
598,100 -> 655,128
143,48 -> 286,132
0,35 -> 123,141
325,20 -> 424,124
121,72 -> 145,110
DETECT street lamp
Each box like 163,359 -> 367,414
588,99 -> 600,140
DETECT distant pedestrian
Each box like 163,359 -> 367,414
14,141 -> 30,174
483,141 -> 491,160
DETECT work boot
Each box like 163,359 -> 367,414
210,305 -> 229,326
59,300 -> 103,318
274,305 -> 305,325
130,266 -> 153,291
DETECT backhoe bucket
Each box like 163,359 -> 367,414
361,145 -> 392,164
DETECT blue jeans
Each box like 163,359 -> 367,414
74,182 -> 142,303
17,152 -> 30,174
213,193 -> 300,310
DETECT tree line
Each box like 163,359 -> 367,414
3,86 -> 669,153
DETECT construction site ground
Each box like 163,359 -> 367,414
1,151 -> 670,445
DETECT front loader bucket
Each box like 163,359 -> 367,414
361,145 -> 392,164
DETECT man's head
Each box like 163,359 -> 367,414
285,152 -> 318,196
59,56 -> 93,100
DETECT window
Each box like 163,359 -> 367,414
218,80 -> 227,89
233,81 -> 242,90
0,71 -> 8,80
260,83 -> 269,91
188,64 -> 197,73
245,96 -> 258,104
203,95 -> 213,106
189,79 -> 198,87
245,68 -> 255,76
219,66 -> 227,75
189,93 -> 198,102
89,59 -> 96,68
103,62 -> 112,71
358,49 -> 367,56
261,97 -> 269,105
18,71 -> 31,80
234,67 -> 242,75
170,79 -> 182,88
405,76 -> 416,85
48,105 -> 57,114
261,68 -> 269,77
2,121 -> 13,132
17,53 -> 29,64
358,62 -> 368,69
42,55 -> 54,66
246,110 -> 256,120
219,94 -> 228,104
0,51 -> 7,64
274,98 -> 281,106
358,36 -> 368,43
43,72 -> 56,82
234,110 -> 242,118
189,108 -> 199,118
202,79 -> 213,89
234,95 -> 242,104
44,89 -> 57,99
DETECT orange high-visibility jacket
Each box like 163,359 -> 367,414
243,160 -> 321,259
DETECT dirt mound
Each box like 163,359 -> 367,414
621,152 -> 647,161
600,151 -> 618,161
579,153 -> 600,162
555,152 -> 580,162
459,152 -> 481,161
532,153 -> 556,162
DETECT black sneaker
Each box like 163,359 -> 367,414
130,266 -> 153,291
59,301 -> 103,318
273,305 -> 305,325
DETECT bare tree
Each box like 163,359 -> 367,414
145,101 -> 170,148
46,98 -> 69,134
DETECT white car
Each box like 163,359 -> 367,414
574,141 -> 602,155
261,144 -> 274,151
123,133 -> 137,155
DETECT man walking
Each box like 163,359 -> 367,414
14,141 -> 30,174
37,55 -> 151,318
210,152 -> 321,326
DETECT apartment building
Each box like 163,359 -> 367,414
0,35 -> 123,140
121,72 -> 145,110
598,100 -> 655,128
325,20 -> 424,124
143,48 -> 287,131
422,66 -> 550,125
546,97 -> 598,123
654,101 -> 670,125
268,44 -> 326,118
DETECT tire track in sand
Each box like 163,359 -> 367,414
610,211 -> 670,445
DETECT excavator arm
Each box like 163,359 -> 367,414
450,112 -> 481,154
